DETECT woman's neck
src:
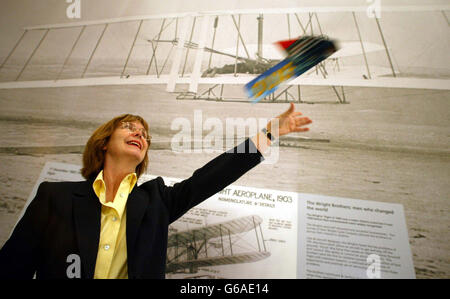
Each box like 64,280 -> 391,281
102,160 -> 135,203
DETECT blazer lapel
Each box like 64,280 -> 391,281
126,187 -> 149,274
72,180 -> 101,279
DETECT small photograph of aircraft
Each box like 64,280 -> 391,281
165,214 -> 270,279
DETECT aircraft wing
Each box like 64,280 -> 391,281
167,215 -> 263,247
149,39 -> 252,62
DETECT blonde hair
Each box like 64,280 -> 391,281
81,114 -> 150,180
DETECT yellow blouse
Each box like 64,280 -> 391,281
92,170 -> 137,279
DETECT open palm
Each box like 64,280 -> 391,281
269,103 -> 312,137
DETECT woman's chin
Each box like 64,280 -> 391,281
124,148 -> 145,164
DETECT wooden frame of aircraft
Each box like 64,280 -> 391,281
166,215 -> 270,274
0,5 -> 449,103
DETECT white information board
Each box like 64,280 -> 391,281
18,162 -> 415,279
297,193 -> 415,278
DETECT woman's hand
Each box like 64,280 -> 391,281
251,103 -> 312,154
268,102 -> 312,138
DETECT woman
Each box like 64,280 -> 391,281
0,103 -> 312,279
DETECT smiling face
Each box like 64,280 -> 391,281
104,121 -> 149,170
81,114 -> 151,180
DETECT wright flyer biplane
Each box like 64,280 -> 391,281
166,215 -> 270,278
0,5 -> 449,103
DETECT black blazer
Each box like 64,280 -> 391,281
0,139 -> 263,279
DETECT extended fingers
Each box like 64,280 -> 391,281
281,102 -> 295,115
293,127 -> 310,132
295,116 -> 312,126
